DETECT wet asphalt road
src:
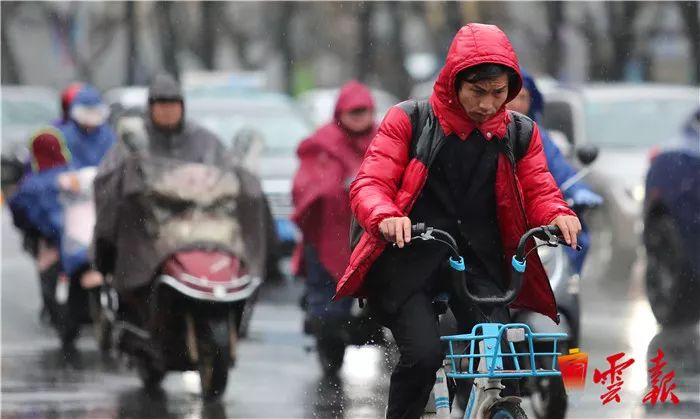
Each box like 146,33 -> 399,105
1,208 -> 698,419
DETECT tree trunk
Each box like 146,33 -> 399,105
0,4 -> 21,84
275,2 -> 295,94
156,2 -> 180,79
357,1 -> 374,81
200,1 -> 219,70
384,2 -> 412,99
581,10 -> 606,81
125,1 -> 137,84
607,1 -> 641,81
678,1 -> 700,83
545,2 -> 564,78
444,0 -> 463,50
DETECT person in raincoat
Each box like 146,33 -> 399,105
58,85 -> 115,169
506,68 -> 602,273
54,82 -> 84,127
9,128 -> 102,324
93,74 -> 270,327
290,81 -> 377,372
335,24 -> 581,418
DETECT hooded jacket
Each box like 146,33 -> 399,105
9,128 -> 71,241
334,24 -> 574,322
59,86 -> 115,168
145,74 -> 228,165
291,81 -> 376,280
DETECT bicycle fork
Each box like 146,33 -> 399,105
431,371 -> 509,419
464,378 -> 506,419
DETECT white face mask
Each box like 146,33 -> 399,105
70,104 -> 109,127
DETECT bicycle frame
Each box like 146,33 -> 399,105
415,224 -> 573,418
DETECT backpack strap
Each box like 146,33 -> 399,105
502,111 -> 535,165
349,100 -> 432,251
397,99 -> 431,159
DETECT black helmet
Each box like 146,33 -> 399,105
148,73 -> 183,103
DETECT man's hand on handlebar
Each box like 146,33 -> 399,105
379,216 -> 412,248
550,215 -> 582,249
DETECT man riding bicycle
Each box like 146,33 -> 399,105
334,24 -> 581,418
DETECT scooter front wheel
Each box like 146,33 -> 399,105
196,313 -> 233,401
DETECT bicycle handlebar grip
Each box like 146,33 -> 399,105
543,224 -> 583,250
412,223 -> 426,236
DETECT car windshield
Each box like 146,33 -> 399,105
2,97 -> 58,127
187,102 -> 312,155
584,97 -> 697,148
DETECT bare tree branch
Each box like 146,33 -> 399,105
156,1 -> 180,79
217,6 -> 256,70
1,2 -> 22,84
678,0 -> 700,83
356,1 -> 374,81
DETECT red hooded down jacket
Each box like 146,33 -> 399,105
291,81 -> 376,280
334,24 -> 574,323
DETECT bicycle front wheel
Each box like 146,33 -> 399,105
487,399 -> 527,419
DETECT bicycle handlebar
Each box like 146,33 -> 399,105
410,223 -> 580,305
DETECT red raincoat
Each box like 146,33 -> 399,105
291,81 -> 377,280
334,24 -> 574,322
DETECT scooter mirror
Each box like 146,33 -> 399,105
230,127 -> 265,175
576,146 -> 599,166
1,156 -> 24,188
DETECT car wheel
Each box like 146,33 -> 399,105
644,214 -> 700,326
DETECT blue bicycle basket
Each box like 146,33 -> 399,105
441,323 -> 567,380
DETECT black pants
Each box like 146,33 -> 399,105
370,273 -> 514,419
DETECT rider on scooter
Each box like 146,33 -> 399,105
9,129 -> 103,342
334,24 -> 582,418
506,68 -> 603,273
94,74 -> 278,329
93,74 -> 230,325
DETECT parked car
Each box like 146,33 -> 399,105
298,87 -> 398,128
186,88 -> 314,252
1,85 -> 59,196
643,108 -> 700,326
541,84 -> 699,282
